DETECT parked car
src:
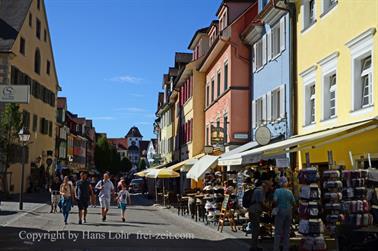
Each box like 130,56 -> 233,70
129,178 -> 145,193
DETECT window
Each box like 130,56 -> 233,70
361,56 -> 372,108
211,78 -> 215,102
40,118 -> 48,134
255,40 -> 263,70
49,121 -> 53,137
256,98 -> 264,126
302,0 -> 316,30
217,71 -> 221,97
206,84 -> 210,107
29,13 -> 32,27
272,25 -> 280,58
206,126 -> 209,145
322,0 -> 337,14
32,114 -> 38,132
223,114 -> 228,144
271,89 -> 281,121
37,0 -> 41,10
22,110 -> 30,129
34,49 -> 41,74
305,84 -> 316,124
46,60 -> 50,75
44,29 -> 47,42
20,37 -> 25,55
224,61 -> 228,90
36,18 -> 41,39
329,74 -> 336,117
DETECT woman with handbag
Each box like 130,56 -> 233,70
59,176 -> 75,224
273,176 -> 295,251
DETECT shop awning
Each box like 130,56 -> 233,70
219,120 -> 377,166
186,155 -> 219,181
166,153 -> 205,171
220,141 -> 259,159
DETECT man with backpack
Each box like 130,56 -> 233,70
243,179 -> 267,251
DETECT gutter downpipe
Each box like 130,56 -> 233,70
272,0 -> 298,174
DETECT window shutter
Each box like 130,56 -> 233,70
280,16 -> 286,52
262,34 -> 267,65
266,91 -> 272,122
267,31 -> 272,61
262,95 -> 267,124
252,100 -> 256,129
279,85 -> 286,118
253,44 -> 257,72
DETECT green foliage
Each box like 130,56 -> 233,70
94,136 -> 122,175
120,157 -> 132,173
0,103 -> 22,193
137,158 -> 147,172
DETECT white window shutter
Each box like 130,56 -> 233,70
266,91 -> 272,122
253,44 -> 257,72
280,16 -> 286,52
252,100 -> 256,129
262,95 -> 267,124
267,31 -> 272,61
279,85 -> 286,118
262,34 -> 267,65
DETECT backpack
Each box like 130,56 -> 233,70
242,188 -> 255,208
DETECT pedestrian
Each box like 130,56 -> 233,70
248,179 -> 268,251
116,180 -> 131,222
59,176 -> 75,225
75,172 -> 92,224
117,177 -> 125,192
95,172 -> 114,222
89,176 -> 97,207
49,176 -> 61,213
273,176 -> 295,251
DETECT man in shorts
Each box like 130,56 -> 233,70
95,172 -> 114,222
75,172 -> 92,224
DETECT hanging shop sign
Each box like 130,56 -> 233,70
0,85 -> 30,103
255,126 -> 271,146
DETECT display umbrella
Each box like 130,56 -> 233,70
145,169 -> 180,207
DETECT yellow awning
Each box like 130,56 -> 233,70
167,153 -> 205,171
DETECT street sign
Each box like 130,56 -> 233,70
0,85 -> 30,103
234,133 -> 248,140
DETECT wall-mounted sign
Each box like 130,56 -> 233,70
255,126 -> 271,146
276,158 -> 290,168
0,85 -> 30,103
234,133 -> 249,140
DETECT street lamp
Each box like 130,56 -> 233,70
18,127 -> 30,210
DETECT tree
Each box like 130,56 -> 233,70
137,158 -> 147,172
94,136 -> 122,175
120,157 -> 132,173
0,104 -> 22,194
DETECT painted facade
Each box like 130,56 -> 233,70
199,1 -> 258,153
0,0 -> 59,193
174,28 -> 208,160
296,0 -> 378,169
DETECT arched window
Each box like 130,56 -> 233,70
34,49 -> 41,74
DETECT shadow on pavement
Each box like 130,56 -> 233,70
0,226 -> 250,251
0,210 -> 18,216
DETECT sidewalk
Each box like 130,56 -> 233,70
0,192 -> 49,226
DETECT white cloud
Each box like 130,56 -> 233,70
90,116 -> 115,121
114,107 -> 146,113
107,74 -> 143,84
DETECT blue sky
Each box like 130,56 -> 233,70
45,0 -> 219,139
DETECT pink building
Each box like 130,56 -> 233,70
198,0 -> 258,153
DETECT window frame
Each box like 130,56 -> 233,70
217,70 -> 221,97
271,23 -> 281,58
224,61 -> 229,90
19,37 -> 25,55
36,18 -> 41,39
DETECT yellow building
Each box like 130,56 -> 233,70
174,29 -> 208,161
296,0 -> 378,169
0,0 -> 59,192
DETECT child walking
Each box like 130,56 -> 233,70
116,180 -> 131,222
